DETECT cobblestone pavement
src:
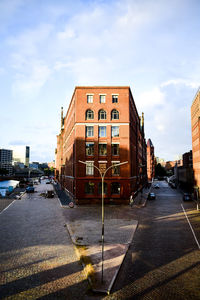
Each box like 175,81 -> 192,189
0,199 -> 15,213
103,181 -> 200,300
0,181 -> 89,299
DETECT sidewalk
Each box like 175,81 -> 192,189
54,185 -> 151,294
132,187 -> 151,207
64,205 -> 139,294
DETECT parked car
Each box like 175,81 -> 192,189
183,193 -> 192,201
26,186 -> 35,193
46,181 -> 51,184
45,190 -> 54,198
147,192 -> 156,200
154,184 -> 159,189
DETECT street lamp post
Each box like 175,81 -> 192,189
79,160 -> 128,283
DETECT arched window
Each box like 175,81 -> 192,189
98,109 -> 107,120
111,109 -> 119,120
86,109 -> 94,120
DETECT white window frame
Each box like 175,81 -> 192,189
99,126 -> 106,137
99,109 -> 107,120
99,94 -> 106,103
112,161 -> 120,176
86,109 -> 94,120
86,161 -> 94,175
111,126 -> 119,137
86,126 -> 94,137
112,95 -> 118,103
111,109 -> 119,120
86,142 -> 94,156
87,95 -> 93,103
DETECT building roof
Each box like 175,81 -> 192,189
147,138 -> 154,147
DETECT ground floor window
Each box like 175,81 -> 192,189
98,182 -> 107,195
86,161 -> 94,175
85,182 -> 95,194
99,143 -> 107,156
111,182 -> 120,194
112,162 -> 120,176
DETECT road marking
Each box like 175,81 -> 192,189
0,200 -> 15,214
181,204 -> 200,250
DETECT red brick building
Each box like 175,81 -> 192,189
55,86 -> 147,204
147,138 -> 155,181
191,88 -> 200,191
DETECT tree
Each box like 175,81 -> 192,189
155,163 -> 166,177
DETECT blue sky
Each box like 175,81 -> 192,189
0,0 -> 200,163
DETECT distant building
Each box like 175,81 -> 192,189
0,148 -> 13,175
12,146 -> 30,167
191,88 -> 200,193
147,139 -> 155,181
182,150 -> 193,168
29,162 -> 39,169
48,161 -> 55,169
177,150 -> 193,191
56,86 -> 147,204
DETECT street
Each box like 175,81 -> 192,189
0,180 -> 89,300
0,180 -> 200,299
107,181 -> 200,299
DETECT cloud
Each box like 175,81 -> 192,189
12,60 -> 51,99
161,79 -> 199,89
137,87 -> 166,110
57,27 -> 76,40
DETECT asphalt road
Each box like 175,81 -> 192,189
107,181 -> 200,300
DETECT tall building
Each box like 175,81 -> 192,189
191,88 -> 200,193
12,146 -> 30,167
56,86 -> 147,204
147,138 -> 155,181
0,149 -> 13,175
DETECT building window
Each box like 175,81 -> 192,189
87,95 -> 93,103
86,162 -> 94,175
85,182 -> 94,194
98,109 -> 107,120
98,182 -> 107,195
111,109 -> 119,120
86,126 -> 94,137
99,144 -> 107,156
100,95 -> 106,103
99,126 -> 106,137
86,142 -> 94,156
111,182 -> 120,194
112,144 -> 119,155
85,109 -> 94,120
112,162 -> 120,176
112,95 -> 118,103
111,126 -> 119,137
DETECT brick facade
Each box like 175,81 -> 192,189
147,138 -> 155,181
191,88 -> 200,190
56,86 -> 147,204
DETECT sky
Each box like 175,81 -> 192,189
0,0 -> 200,163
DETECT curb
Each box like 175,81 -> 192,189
65,221 -> 138,294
